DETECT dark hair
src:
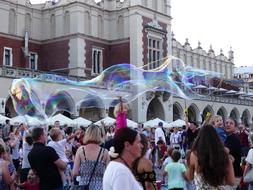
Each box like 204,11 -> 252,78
65,127 -> 73,135
5,119 -> 10,124
158,122 -> 163,127
25,135 -> 33,146
113,127 -> 138,156
3,137 -> 10,143
31,127 -> 44,142
140,133 -> 148,157
172,150 -> 181,162
226,117 -> 237,127
190,121 -> 197,126
191,125 -> 229,187
157,139 -> 165,145
132,133 -> 148,173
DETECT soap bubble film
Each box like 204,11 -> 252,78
10,56 -> 222,123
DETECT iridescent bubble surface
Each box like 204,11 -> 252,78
10,56 -> 222,123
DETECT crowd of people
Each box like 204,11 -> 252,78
0,110 -> 252,190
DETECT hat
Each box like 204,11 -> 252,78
158,122 -> 163,127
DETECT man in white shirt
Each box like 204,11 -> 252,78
170,127 -> 181,149
155,122 -> 166,145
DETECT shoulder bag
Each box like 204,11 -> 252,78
71,147 -> 103,190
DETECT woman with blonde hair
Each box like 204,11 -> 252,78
73,124 -> 110,190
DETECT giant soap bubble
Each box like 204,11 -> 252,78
10,56 -> 222,123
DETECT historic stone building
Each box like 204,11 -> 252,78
0,0 -> 252,126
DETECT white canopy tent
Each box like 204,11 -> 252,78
126,119 -> 138,128
10,115 -> 43,126
225,90 -> 237,95
143,118 -> 169,128
94,116 -> 116,126
73,117 -> 92,127
47,113 -> 74,126
0,114 -> 10,124
10,115 -> 27,125
193,84 -> 207,90
167,119 -> 186,128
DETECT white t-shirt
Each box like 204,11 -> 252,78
246,149 -> 253,164
170,132 -> 181,145
22,142 -> 33,169
48,139 -> 68,163
103,161 -> 143,190
155,127 -> 166,144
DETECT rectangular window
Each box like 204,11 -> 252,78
147,37 -> 162,70
3,47 -> 13,66
92,48 -> 103,75
29,53 -> 38,70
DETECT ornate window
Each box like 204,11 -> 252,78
92,48 -> 103,75
3,47 -> 13,66
29,52 -> 38,70
148,37 -> 162,70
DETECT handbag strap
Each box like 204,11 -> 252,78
87,147 -> 103,185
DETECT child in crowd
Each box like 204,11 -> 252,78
157,140 -> 167,169
64,149 -> 74,189
209,115 -> 226,143
48,128 -> 79,185
15,169 -> 39,190
162,147 -> 174,169
163,150 -> 186,190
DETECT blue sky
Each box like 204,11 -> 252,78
30,0 -> 253,67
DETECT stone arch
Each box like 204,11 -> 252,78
173,102 -> 183,121
117,15 -> 124,38
188,103 -> 200,123
217,106 -> 228,121
64,11 -> 70,35
9,9 -> 16,35
230,107 -> 240,123
202,105 -> 214,123
84,11 -> 91,35
97,15 -> 103,38
5,95 -> 17,118
78,95 -> 104,122
45,91 -> 75,117
146,97 -> 165,121
241,109 -> 251,127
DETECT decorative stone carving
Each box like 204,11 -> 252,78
146,91 -> 154,101
163,91 -> 171,102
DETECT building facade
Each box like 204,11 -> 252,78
0,0 -> 252,126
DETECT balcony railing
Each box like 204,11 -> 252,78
175,93 -> 253,106
0,65 -> 90,81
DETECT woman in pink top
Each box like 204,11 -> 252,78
114,97 -> 128,130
